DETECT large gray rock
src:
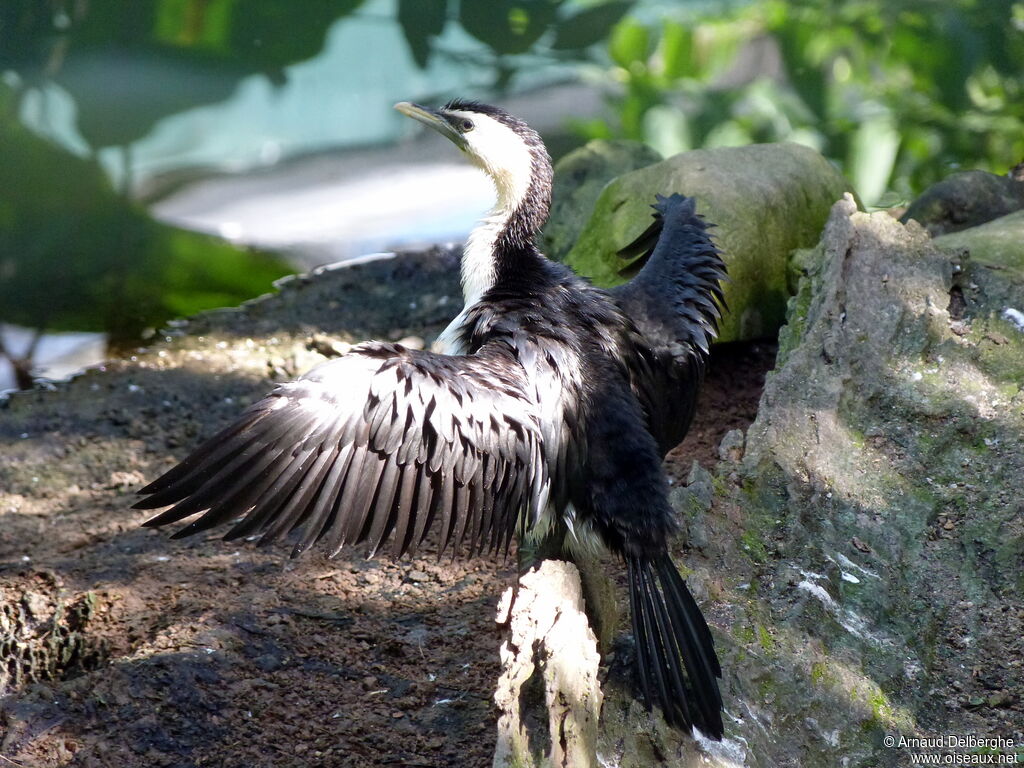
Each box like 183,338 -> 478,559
934,209 -> 1024,272
726,197 -> 1021,765
900,170 -> 1024,237
561,143 -> 855,343
540,139 -> 662,263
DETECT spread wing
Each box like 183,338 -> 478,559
135,341 -> 549,559
611,194 -> 727,454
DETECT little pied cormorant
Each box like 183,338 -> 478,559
135,100 -> 728,739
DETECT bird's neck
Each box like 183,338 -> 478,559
461,156 -> 552,305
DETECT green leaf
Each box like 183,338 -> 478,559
608,17 -> 650,69
660,20 -> 693,80
550,1 -> 633,51
566,117 -> 614,141
0,118 -> 290,340
398,0 -> 448,68
459,0 -> 561,55
642,104 -> 690,157
703,120 -> 752,149
848,111 -> 901,207
20,0 -> 367,149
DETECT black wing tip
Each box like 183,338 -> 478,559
652,192 -> 696,218
616,192 -> 712,260
132,472 -> 178,504
135,478 -> 162,495
141,504 -> 198,531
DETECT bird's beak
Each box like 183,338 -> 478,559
394,101 -> 467,151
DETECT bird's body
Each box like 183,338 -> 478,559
136,100 -> 727,738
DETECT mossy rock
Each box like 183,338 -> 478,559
727,197 -> 1024,764
541,139 -> 662,263
561,143 -> 855,342
900,170 -> 1024,237
933,209 -> 1024,272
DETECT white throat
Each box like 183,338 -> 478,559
434,110 -> 535,355
461,206 -> 509,306
455,111 -> 535,306
434,189 -> 524,356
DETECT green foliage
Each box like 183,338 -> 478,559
396,0 -> 634,75
551,2 -> 633,50
0,1 -> 650,379
397,0 -> 448,68
582,0 -> 1024,205
0,0 -> 341,352
460,0 -> 561,56
0,113 -> 290,342
0,0 -> 639,147
1,0 -> 365,148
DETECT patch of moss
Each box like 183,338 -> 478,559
737,478 -> 786,565
845,425 -> 866,449
868,689 -> 895,724
974,316 -> 1024,388
810,661 -> 832,687
711,474 -> 732,498
740,529 -> 770,564
735,624 -> 756,645
682,494 -> 706,519
776,277 -> 814,367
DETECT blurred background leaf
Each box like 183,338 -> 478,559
398,0 -> 448,68
581,0 -> 1024,207
551,1 -> 632,50
460,0 -> 562,55
53,0 -> 365,148
0,111 -> 290,343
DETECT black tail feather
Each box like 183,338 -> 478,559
627,552 -> 724,738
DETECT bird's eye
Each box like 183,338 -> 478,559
459,118 -> 474,132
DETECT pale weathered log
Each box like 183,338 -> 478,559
492,560 -> 603,768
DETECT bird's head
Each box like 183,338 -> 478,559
395,99 -> 552,219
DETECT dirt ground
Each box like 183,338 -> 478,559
0,251 -> 776,767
